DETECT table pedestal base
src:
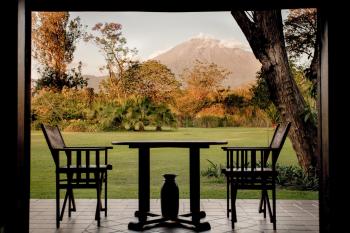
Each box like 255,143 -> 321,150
128,211 -> 210,232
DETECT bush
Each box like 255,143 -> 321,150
193,116 -> 222,128
201,160 -> 319,191
201,159 -> 225,178
201,159 -> 226,183
31,88 -> 92,129
63,120 -> 98,132
276,164 -> 319,191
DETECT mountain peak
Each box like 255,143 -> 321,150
186,33 -> 250,50
151,35 -> 260,88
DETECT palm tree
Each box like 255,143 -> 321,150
153,104 -> 177,131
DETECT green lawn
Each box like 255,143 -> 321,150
31,127 -> 317,199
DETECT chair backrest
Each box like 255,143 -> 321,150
41,124 -> 66,150
267,122 -> 291,163
269,122 -> 291,150
41,124 -> 66,165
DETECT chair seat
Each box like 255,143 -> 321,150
58,164 -> 113,172
222,167 -> 277,175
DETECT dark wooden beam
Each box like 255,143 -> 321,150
319,6 -> 350,233
29,0 -> 319,11
1,0 -> 31,232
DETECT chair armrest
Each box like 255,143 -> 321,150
222,146 -> 271,151
55,146 -> 113,152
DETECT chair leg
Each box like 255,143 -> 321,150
258,190 -> 264,213
230,182 -> 237,229
232,188 -> 237,223
60,191 -> 69,220
263,190 -> 267,219
68,188 -> 76,216
226,176 -> 230,218
70,189 -> 76,212
272,187 -> 277,230
104,171 -> 108,217
230,187 -> 234,229
95,173 -> 101,227
264,191 -> 273,222
68,188 -> 72,217
67,172 -> 73,217
56,177 -> 60,228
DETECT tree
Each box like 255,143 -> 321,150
153,104 -> 177,131
175,61 -> 230,118
231,11 -> 318,171
122,60 -> 180,103
224,93 -> 245,109
250,70 -> 272,109
284,9 -> 318,97
182,60 -> 229,93
32,12 -> 87,91
85,22 -> 138,99
35,62 -> 87,91
124,97 -> 154,131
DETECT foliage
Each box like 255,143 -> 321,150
152,104 -> 177,131
284,9 -> 318,97
264,104 -> 280,125
63,120 -> 97,132
123,97 -> 154,131
85,22 -> 138,98
31,88 -> 91,129
250,69 -> 272,110
276,164 -> 319,191
88,100 -> 127,131
32,12 -> 87,91
181,60 -> 230,92
31,89 -> 65,127
301,105 -> 317,126
250,66 -> 317,126
201,160 -> 225,182
224,93 -> 245,109
292,65 -> 317,125
174,60 -> 230,118
284,9 -> 317,64
31,89 -> 177,132
201,160 -> 318,191
122,60 -> 180,103
34,62 -> 87,92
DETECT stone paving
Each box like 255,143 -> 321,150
30,199 -> 319,233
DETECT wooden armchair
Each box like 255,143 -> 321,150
221,122 -> 291,230
41,124 -> 113,228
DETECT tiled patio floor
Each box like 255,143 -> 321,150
30,199 -> 319,233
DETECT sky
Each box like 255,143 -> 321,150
32,11 -> 288,79
32,12 -> 249,79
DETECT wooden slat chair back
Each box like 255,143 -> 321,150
41,124 -> 66,165
41,124 -> 113,228
221,122 -> 291,230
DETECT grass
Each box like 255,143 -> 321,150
31,127 -> 317,199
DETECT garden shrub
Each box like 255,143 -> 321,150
201,160 -> 319,191
63,120 -> 98,132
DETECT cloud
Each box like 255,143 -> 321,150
219,40 -> 250,50
190,33 -> 251,51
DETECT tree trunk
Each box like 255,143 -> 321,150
232,11 -> 318,170
138,122 -> 145,131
